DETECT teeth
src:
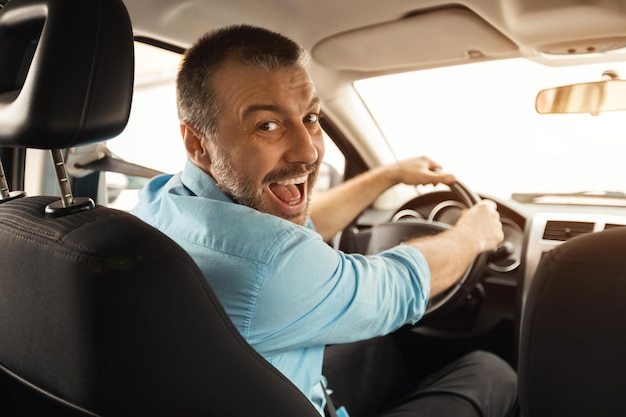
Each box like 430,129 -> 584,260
276,175 -> 307,186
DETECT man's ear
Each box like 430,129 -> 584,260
181,123 -> 211,166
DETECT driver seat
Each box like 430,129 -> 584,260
518,226 -> 626,417
0,0 -> 320,415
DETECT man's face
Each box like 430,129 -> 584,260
203,61 -> 325,226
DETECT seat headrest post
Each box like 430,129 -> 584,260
0,160 -> 10,199
0,158 -> 25,204
44,148 -> 94,218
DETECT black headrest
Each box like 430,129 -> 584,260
0,0 -> 134,149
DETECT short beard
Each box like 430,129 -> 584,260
210,148 -> 318,225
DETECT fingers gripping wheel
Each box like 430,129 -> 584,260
366,180 -> 489,323
424,180 -> 489,321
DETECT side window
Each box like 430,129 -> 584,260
315,133 -> 345,194
105,42 -> 185,210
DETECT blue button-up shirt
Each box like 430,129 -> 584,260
131,161 -> 431,414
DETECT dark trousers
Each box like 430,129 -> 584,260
322,331 -> 518,417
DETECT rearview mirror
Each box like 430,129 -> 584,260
535,70 -> 626,115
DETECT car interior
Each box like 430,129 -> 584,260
1,0 -> 626,415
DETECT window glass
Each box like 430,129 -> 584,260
106,42 -> 184,209
315,133 -> 345,194
354,57 -> 626,201
107,42 -> 185,174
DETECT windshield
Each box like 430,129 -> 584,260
354,58 -> 626,202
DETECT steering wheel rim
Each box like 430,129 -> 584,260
423,180 -> 489,321
366,180 -> 489,323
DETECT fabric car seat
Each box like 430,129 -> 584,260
518,227 -> 626,417
0,0 -> 320,415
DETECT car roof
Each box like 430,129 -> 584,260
126,0 -> 626,81
121,0 -> 626,171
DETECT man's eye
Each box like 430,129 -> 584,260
304,113 -> 319,124
259,121 -> 279,132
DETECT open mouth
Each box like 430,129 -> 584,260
268,175 -> 308,207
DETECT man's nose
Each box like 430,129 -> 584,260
284,124 -> 319,164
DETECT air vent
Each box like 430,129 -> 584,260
542,220 -> 594,241
604,223 -> 626,231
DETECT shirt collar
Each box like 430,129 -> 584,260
180,160 -> 233,203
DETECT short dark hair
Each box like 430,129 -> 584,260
176,24 -> 309,137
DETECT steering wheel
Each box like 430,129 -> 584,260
365,180 -> 489,324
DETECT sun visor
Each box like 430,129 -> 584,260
312,7 -> 518,72
0,0 -> 134,149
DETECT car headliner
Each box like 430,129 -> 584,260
123,0 -> 626,171
126,0 -> 626,82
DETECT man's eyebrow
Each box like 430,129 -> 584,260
241,97 -> 322,121
309,96 -> 321,110
241,104 -> 281,121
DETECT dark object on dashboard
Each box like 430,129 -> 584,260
486,240 -> 514,263
518,227 -> 626,417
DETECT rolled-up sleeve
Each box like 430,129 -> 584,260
249,230 -> 431,356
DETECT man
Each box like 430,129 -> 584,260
131,24 -> 517,417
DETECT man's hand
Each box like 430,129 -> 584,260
453,200 -> 504,254
311,156 -> 459,241
406,199 -> 504,297
387,156 -> 456,187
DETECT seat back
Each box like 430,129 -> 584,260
518,227 -> 626,417
0,0 -> 320,415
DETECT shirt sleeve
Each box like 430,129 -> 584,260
248,229 -> 431,356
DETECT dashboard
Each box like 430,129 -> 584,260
334,188 -> 626,367
339,189 -> 626,329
